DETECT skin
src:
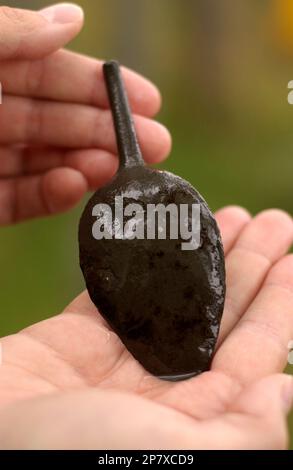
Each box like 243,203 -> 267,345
0,208 -> 292,450
0,4 -> 171,225
0,4 -> 292,450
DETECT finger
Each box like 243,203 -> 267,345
0,50 -> 161,118
170,374 -> 292,449
0,4 -> 83,60
0,147 -> 118,190
214,206 -> 252,255
0,97 -> 171,163
218,209 -> 293,344
226,374 -> 292,449
213,254 -> 293,384
42,148 -> 118,191
193,374 -> 292,450
0,168 -> 88,225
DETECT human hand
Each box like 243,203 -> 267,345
0,3 -> 170,225
0,207 -> 293,449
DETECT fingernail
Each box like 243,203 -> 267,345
40,3 -> 84,24
282,376 -> 293,413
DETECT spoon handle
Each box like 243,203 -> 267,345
103,60 -> 144,169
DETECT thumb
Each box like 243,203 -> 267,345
230,374 -> 293,449
0,3 -> 84,60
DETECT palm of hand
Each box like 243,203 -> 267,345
0,206 -> 293,449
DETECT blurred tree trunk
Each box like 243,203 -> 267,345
113,0 -> 149,74
192,0 -> 225,111
188,0 -> 252,121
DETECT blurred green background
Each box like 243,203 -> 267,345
1,0 -> 293,447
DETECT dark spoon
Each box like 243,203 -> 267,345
78,60 -> 226,381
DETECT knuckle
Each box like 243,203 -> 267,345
26,100 -> 43,144
25,58 -> 46,95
